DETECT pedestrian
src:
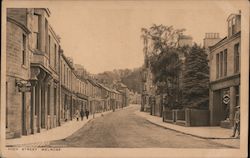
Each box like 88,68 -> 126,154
85,109 -> 89,119
80,109 -> 84,121
75,109 -> 80,121
231,105 -> 240,138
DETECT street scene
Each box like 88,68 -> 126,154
2,1 -> 248,156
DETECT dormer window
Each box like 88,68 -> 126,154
227,14 -> 240,37
232,17 -> 236,35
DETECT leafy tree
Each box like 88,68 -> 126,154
140,24 -> 186,109
182,44 -> 209,109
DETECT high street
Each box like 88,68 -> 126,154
48,105 -> 233,148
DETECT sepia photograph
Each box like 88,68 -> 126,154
1,0 -> 249,157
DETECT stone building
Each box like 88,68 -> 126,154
6,8 -> 61,138
178,34 -> 193,47
6,8 -> 128,139
6,10 -> 32,138
59,51 -> 74,122
209,13 -> 241,127
114,82 -> 129,108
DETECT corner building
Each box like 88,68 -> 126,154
6,8 -> 61,138
209,13 -> 241,128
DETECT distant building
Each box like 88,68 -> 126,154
209,13 -> 241,128
178,34 -> 193,47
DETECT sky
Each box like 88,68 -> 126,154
47,1 -> 244,74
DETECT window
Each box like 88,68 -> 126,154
228,20 -> 232,36
33,14 -> 40,49
224,49 -> 227,76
22,34 -> 27,65
216,53 -> 219,79
64,64 -> 66,84
48,35 -> 51,64
54,44 -> 57,69
234,43 -> 240,72
232,18 -> 236,34
67,69 -> 68,87
45,19 -> 48,53
220,51 -> 223,77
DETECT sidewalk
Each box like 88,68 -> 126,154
135,111 -> 240,148
6,110 -> 112,146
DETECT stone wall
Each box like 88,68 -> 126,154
6,20 -> 31,138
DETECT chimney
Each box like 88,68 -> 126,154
203,33 -> 221,50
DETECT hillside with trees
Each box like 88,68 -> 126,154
95,68 -> 143,93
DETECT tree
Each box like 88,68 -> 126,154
140,24 -> 186,109
182,44 -> 209,109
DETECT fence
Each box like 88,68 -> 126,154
163,108 -> 210,126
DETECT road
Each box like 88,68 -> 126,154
48,105 -> 233,148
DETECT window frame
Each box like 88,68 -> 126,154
219,51 -> 223,77
234,43 -> 240,73
223,49 -> 227,76
216,53 -> 219,79
22,34 -> 27,66
33,13 -> 40,50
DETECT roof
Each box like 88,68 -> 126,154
98,83 -> 112,92
209,31 -> 240,52
61,52 -> 75,70
227,13 -> 240,21
112,89 -> 121,94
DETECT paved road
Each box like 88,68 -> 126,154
48,105 -> 232,148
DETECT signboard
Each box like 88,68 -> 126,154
223,94 -> 230,104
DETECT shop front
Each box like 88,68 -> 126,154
209,74 -> 240,128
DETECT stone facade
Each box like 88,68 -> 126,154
209,13 -> 241,127
6,17 -> 31,138
6,8 -> 128,139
